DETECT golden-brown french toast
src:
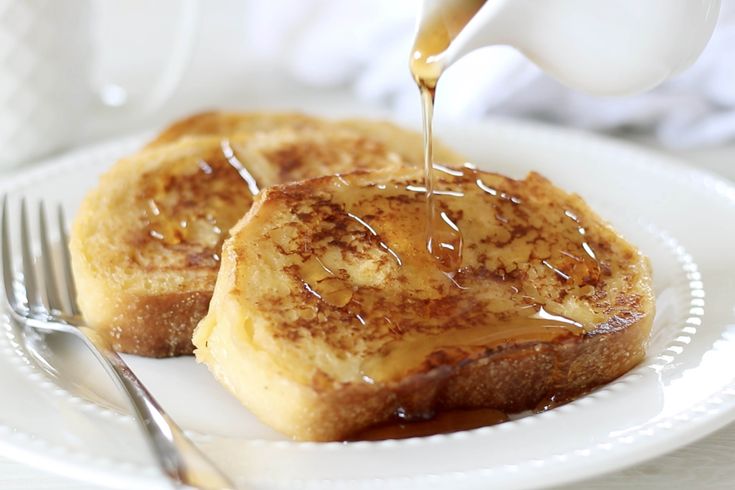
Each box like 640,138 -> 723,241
71,119 -> 465,357
145,110 -> 464,165
193,166 -> 654,441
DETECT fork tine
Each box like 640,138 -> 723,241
20,198 -> 44,315
1,195 -> 19,311
57,204 -> 80,316
39,202 -> 64,314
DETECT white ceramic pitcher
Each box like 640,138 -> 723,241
418,0 -> 721,96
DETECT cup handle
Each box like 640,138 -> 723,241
95,0 -> 200,123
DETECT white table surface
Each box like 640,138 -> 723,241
0,89 -> 733,488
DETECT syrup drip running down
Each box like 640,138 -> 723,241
410,0 -> 486,273
418,85 -> 464,272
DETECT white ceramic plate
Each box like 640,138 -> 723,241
1,118 -> 735,490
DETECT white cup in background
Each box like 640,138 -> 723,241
0,0 -> 199,169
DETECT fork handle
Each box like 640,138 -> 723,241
77,326 -> 235,490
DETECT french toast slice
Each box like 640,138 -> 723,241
145,110 -> 464,165
145,111 -> 323,147
193,166 -> 655,441
71,120 -> 464,357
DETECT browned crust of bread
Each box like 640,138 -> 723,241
145,110 -> 465,166
304,317 -> 650,440
145,111 -> 324,148
101,291 -> 211,357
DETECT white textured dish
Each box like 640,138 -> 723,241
1,119 -> 735,490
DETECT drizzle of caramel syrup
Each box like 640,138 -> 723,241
359,306 -> 583,384
418,85 -> 464,273
141,141 -> 260,255
300,256 -> 354,308
411,0 -> 487,273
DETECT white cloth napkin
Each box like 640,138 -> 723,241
245,0 -> 735,148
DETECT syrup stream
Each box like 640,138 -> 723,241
411,0 -> 486,273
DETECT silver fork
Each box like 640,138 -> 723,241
0,196 -> 235,490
